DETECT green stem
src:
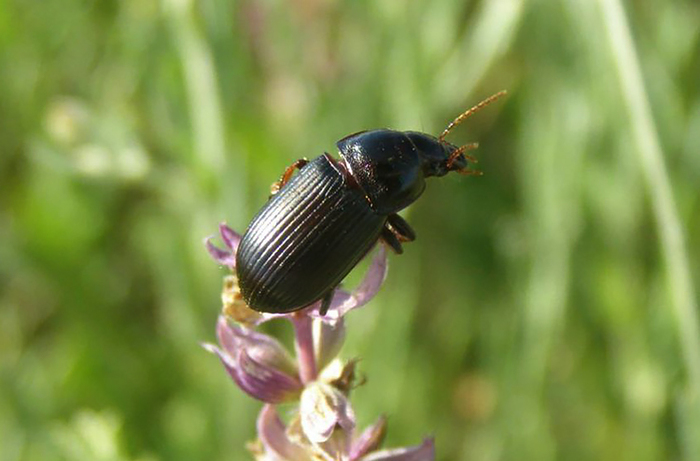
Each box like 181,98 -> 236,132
598,0 -> 700,392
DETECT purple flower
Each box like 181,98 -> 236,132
203,316 -> 303,403
252,405 -> 435,461
205,222 -> 434,460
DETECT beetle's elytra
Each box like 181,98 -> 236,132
236,91 -> 506,314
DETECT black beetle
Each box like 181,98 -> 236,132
235,91 -> 506,314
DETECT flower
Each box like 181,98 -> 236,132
299,360 -> 358,444
252,405 -> 435,461
205,222 -> 434,461
203,316 -> 303,403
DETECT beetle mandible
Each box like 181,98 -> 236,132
235,91 -> 507,315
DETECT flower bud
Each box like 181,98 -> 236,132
203,316 -> 302,403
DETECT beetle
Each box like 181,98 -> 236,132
235,91 -> 506,314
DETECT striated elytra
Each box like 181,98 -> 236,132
235,91 -> 506,314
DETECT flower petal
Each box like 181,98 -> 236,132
219,222 -> 241,250
349,415 -> 387,461
316,426 -> 351,461
314,245 -> 388,323
314,317 -> 346,370
360,438 -> 435,461
206,316 -> 302,403
205,223 -> 242,269
300,381 -> 356,444
255,405 -> 308,461
217,317 -> 298,376
203,344 -> 302,403
205,237 -> 236,268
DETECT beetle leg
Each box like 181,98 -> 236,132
380,226 -> 404,254
319,289 -> 335,316
387,213 -> 416,242
270,159 -> 309,196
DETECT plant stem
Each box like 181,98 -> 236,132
292,312 -> 318,383
598,0 -> 700,393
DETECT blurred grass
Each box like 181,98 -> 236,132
1,0 -> 700,460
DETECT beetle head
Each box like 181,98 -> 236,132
404,132 -> 474,178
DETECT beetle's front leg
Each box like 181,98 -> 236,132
270,159 -> 309,196
387,213 -> 416,242
380,214 -> 417,254
381,227 -> 403,254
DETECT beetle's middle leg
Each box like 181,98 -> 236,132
380,214 -> 416,254
270,159 -> 309,195
319,288 -> 335,316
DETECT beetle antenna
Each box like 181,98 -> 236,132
438,90 -> 507,142
446,142 -> 479,169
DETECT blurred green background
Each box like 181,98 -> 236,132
2,0 -> 700,459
